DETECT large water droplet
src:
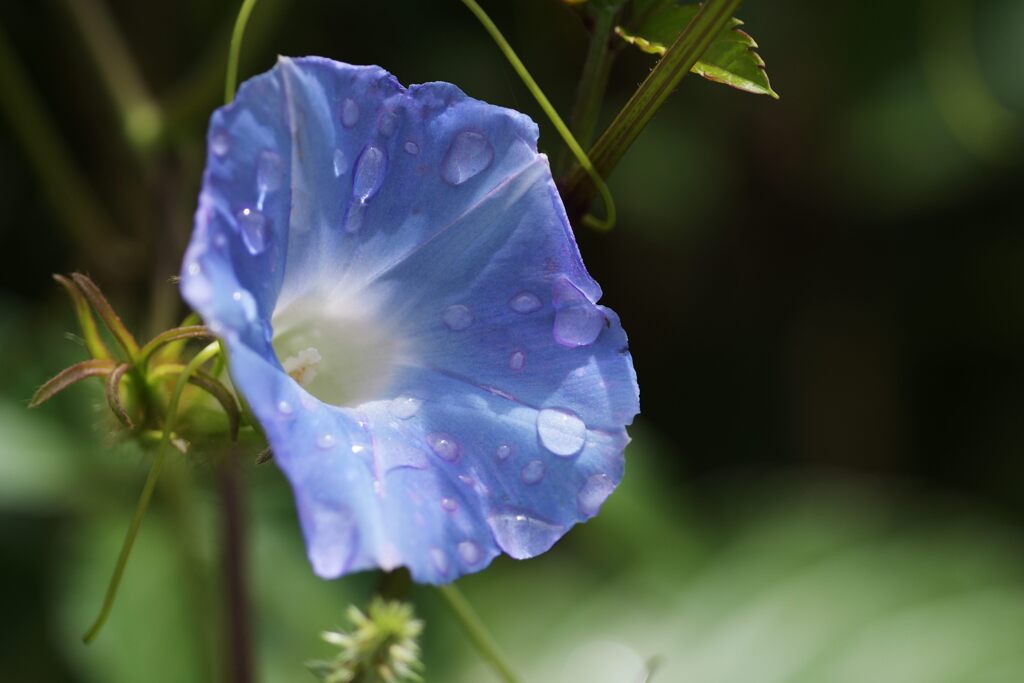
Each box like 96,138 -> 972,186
487,512 -> 564,559
440,497 -> 458,512
440,131 -> 493,185
552,278 -> 604,347
277,400 -> 294,416
536,407 -> 586,457
442,304 -> 473,330
316,433 -> 337,450
509,291 -> 542,314
389,394 -> 422,419
257,150 -> 284,194
210,129 -> 230,157
520,459 -> 545,485
404,141 -> 419,155
236,208 -> 268,255
341,98 -> 359,128
426,433 -> 461,462
577,473 -> 615,516
351,144 -> 386,203
508,350 -> 526,372
333,148 -> 348,176
457,540 -> 483,567
496,443 -> 512,461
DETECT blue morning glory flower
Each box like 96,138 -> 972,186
180,57 -> 639,584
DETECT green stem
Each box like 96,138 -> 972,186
556,5 -> 617,175
437,584 -> 521,683
459,0 -> 615,231
225,0 -> 261,105
0,23 -> 129,273
83,341 -> 222,643
59,0 -> 163,150
562,0 -> 742,217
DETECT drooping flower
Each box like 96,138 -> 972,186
180,57 -> 639,584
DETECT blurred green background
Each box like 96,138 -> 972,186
1,0 -> 1023,681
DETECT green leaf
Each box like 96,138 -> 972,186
617,2 -> 779,98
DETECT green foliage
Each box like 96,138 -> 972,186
617,1 -> 779,98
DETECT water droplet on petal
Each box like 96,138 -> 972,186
509,291 -> 542,313
537,407 -> 586,457
442,304 -> 473,330
552,278 -> 604,347
351,144 -> 387,203
377,109 -> 398,137
440,497 -> 458,512
457,540 -> 483,567
341,98 -> 359,128
316,433 -> 337,450
236,208 -> 268,255
431,547 -> 449,575
231,289 -> 258,322
210,129 -> 230,157
333,148 -> 348,176
520,459 -> 545,484
404,140 -> 419,155
389,394 -> 422,419
426,433 -> 460,462
440,131 -> 493,185
508,350 -> 526,371
577,473 -> 615,516
277,400 -> 294,415
256,150 -> 284,194
496,443 -> 512,461
458,473 -> 474,486
487,512 -> 564,559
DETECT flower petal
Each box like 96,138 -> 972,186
181,57 -> 638,583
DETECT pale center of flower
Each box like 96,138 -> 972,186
271,288 -> 404,407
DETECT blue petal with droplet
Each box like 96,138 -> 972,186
180,57 -> 638,584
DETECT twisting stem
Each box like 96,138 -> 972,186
437,584 -> 522,683
218,446 -> 252,683
556,5 -> 618,175
83,342 -> 222,643
225,0 -> 261,105
459,0 -> 615,232
562,0 -> 742,218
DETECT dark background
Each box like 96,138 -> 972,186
1,1 -> 1022,681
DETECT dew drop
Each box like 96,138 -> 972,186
341,97 -> 359,128
442,304 -> 473,330
377,109 -> 398,137
536,407 -> 586,457
277,400 -> 294,416
210,129 -> 230,157
426,433 -> 460,462
552,278 -> 604,347
440,497 -> 458,512
509,291 -> 542,314
316,433 -> 337,450
388,394 -> 422,419
332,148 -> 348,176
508,350 -> 526,372
351,144 -> 387,203
520,459 -> 545,485
577,473 -> 615,516
496,443 -> 512,461
404,140 -> 419,155
256,150 -> 284,194
457,540 -> 483,567
231,289 -> 258,322
430,547 -> 449,575
486,512 -> 564,559
186,262 -> 200,277
458,473 -> 475,486
236,208 -> 268,255
440,131 -> 494,185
